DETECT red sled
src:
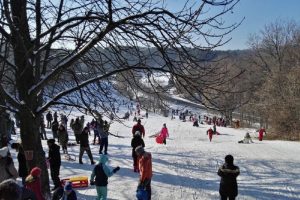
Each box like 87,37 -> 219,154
156,135 -> 164,144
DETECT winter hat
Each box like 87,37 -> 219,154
135,145 -> 145,155
225,154 -> 234,165
99,154 -> 108,164
30,167 -> 41,177
137,119 -> 141,123
64,182 -> 72,191
0,146 -> 9,157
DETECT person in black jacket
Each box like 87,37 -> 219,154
47,139 -> 61,190
11,142 -> 28,186
131,131 -> 145,172
218,155 -> 240,200
79,127 -> 95,165
90,154 -> 120,200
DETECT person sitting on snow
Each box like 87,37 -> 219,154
238,132 -> 254,144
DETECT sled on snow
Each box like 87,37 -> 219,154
64,153 -> 76,161
61,176 -> 89,188
155,134 -> 164,144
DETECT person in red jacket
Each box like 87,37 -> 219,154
132,119 -> 145,138
207,127 -> 213,142
258,127 -> 266,141
135,146 -> 152,200
25,167 -> 45,200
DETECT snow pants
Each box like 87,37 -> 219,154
96,186 -> 108,200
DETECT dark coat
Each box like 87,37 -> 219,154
218,163 -> 240,197
79,131 -> 89,148
131,135 -> 145,157
52,187 -> 77,200
48,144 -> 61,168
17,151 -> 28,177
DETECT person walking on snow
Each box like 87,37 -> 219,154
207,127 -> 214,142
11,142 -> 28,186
47,139 -> 61,191
46,111 -> 53,128
218,155 -> 240,200
90,154 -> 120,200
79,127 -> 95,165
258,127 -> 266,141
131,131 -> 145,172
132,119 -> 145,138
135,146 -> 152,200
159,123 -> 169,145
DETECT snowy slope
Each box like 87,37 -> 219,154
12,110 -> 300,200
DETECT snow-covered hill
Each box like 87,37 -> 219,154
11,110 -> 300,200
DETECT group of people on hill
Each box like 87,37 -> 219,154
1,105 -> 268,200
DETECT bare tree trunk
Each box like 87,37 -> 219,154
19,108 -> 50,198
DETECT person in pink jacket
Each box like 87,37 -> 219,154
159,123 -> 169,145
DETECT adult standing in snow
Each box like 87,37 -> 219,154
11,142 -> 28,186
99,120 -> 110,155
25,167 -> 45,200
71,118 -> 83,144
46,111 -> 53,128
207,127 -> 214,142
135,146 -> 152,200
90,154 -> 120,200
131,131 -> 145,172
159,123 -> 169,145
51,119 -> 59,142
0,146 -> 18,183
218,155 -> 240,200
132,119 -> 145,138
47,139 -> 61,191
79,126 -> 95,165
57,124 -> 69,154
258,127 -> 266,141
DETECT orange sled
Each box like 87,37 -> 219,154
61,176 -> 89,188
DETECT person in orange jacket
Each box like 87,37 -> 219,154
207,127 -> 214,142
135,146 -> 152,200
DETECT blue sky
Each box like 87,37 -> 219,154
166,0 -> 300,50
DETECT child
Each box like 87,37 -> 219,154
52,181 -> 77,200
25,167 -> 45,200
238,132 -> 254,144
207,127 -> 213,142
218,155 -> 240,200
90,154 -> 120,200
159,123 -> 169,145
131,131 -> 145,172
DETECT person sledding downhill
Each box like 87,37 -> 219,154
131,131 -> 145,172
90,154 -> 120,200
207,127 -> 214,142
132,119 -> 145,138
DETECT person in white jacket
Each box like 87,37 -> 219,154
238,132 -> 254,144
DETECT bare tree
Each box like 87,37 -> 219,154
247,20 -> 300,138
0,0 -> 242,195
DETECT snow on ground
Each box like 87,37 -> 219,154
12,110 -> 300,200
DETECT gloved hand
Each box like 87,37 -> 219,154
113,166 -> 120,173
90,180 -> 95,185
